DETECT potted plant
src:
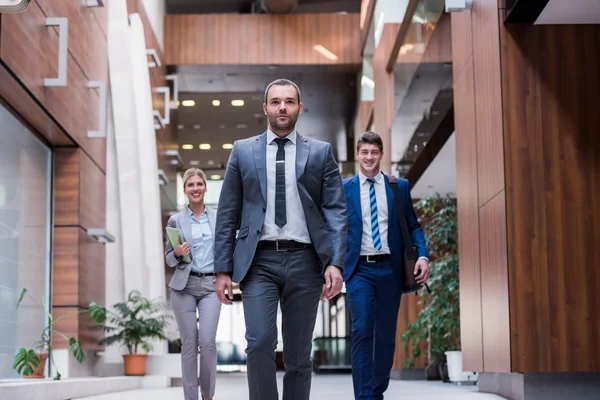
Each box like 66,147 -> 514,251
89,290 -> 169,376
12,288 -> 85,380
400,193 -> 460,382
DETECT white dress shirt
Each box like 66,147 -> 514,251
259,129 -> 311,243
359,171 -> 390,256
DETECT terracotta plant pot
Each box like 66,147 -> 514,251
24,353 -> 48,379
123,354 -> 148,376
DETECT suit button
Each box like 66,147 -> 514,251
256,229 -> 261,234
262,208 -> 266,213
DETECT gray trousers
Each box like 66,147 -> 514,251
171,275 -> 222,400
240,246 -> 324,400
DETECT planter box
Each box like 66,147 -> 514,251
445,351 -> 478,384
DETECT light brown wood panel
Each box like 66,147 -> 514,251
472,0 -> 505,206
360,101 -> 374,134
86,7 -> 109,85
454,58 -> 484,372
386,0 -> 420,71
479,190 -> 511,372
360,0 -> 376,53
450,10 -> 473,82
36,0 -> 90,80
165,13 -> 361,66
373,24 -> 399,173
54,148 -> 106,229
79,147 -> 106,230
420,13 -> 453,64
393,295 -> 426,370
91,0 -> 108,38
0,63 -> 73,146
501,21 -> 600,373
0,1 -> 52,102
52,306 -> 104,349
52,227 -> 79,306
54,149 -> 80,226
52,226 -> 105,309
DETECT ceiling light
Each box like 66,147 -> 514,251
190,160 -> 200,166
212,100 -> 221,106
170,159 -> 179,165
236,124 -> 248,129
231,99 -> 244,107
193,124 -> 202,129
219,124 -> 226,129
254,113 -> 262,118
164,149 -> 180,156
222,143 -> 233,150
199,143 -> 211,150
177,124 -> 185,129
181,100 -> 195,107
210,174 -> 222,180
313,44 -> 338,61
207,160 -> 215,165
181,144 -> 194,150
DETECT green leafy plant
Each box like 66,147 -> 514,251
12,288 -> 86,380
400,193 -> 460,368
89,290 -> 169,354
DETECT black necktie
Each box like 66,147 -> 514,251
274,138 -> 288,228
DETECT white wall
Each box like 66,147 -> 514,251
141,0 -> 165,51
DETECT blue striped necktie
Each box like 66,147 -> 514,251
367,177 -> 382,250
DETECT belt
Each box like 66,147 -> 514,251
359,254 -> 391,263
258,240 -> 313,252
189,271 -> 216,278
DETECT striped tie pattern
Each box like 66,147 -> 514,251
367,178 -> 382,250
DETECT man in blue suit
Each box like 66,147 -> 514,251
343,131 -> 429,400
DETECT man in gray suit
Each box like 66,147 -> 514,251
214,79 -> 347,400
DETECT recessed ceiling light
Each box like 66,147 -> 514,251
210,174 -> 222,180
181,144 -> 194,150
212,100 -> 221,106
177,124 -> 185,130
193,124 -> 202,129
254,113 -> 262,118
164,149 -> 180,156
219,124 -> 226,129
222,143 -> 233,149
190,160 -> 200,166
231,99 -> 244,107
170,159 -> 179,165
199,143 -> 211,150
207,160 -> 215,165
236,124 -> 248,129
181,100 -> 195,107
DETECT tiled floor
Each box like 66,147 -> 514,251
75,373 -> 506,400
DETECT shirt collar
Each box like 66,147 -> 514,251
267,128 -> 297,145
188,207 -> 207,217
359,171 -> 383,186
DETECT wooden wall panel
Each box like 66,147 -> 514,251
454,59 -> 484,372
52,227 -> 79,306
373,24 -> 399,173
79,149 -> 106,230
501,22 -> 600,373
393,295 -> 426,370
479,191 -> 511,372
0,64 -> 73,146
165,14 -> 361,66
54,149 -> 80,226
450,9 -> 473,78
77,227 -> 106,308
360,0 -> 376,53
472,0 -> 505,206
52,306 -> 103,349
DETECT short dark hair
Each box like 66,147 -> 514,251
264,79 -> 301,104
356,131 -> 384,152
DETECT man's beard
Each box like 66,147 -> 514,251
269,113 -> 297,131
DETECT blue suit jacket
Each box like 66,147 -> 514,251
342,173 -> 428,282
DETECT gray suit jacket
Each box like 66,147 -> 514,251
165,206 -> 217,291
214,131 -> 348,283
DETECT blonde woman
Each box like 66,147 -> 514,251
165,168 -> 221,400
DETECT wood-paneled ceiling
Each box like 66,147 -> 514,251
165,0 -> 361,14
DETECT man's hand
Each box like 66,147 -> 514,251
215,272 -> 233,305
321,265 -> 343,301
414,258 -> 430,284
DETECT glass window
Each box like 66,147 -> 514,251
0,103 -> 52,378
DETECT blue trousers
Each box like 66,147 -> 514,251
346,260 -> 402,400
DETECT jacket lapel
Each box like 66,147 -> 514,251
207,207 -> 216,238
295,133 -> 310,180
253,132 -> 268,204
383,173 -> 396,227
351,175 -> 361,218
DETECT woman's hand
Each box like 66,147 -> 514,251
174,236 -> 190,258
